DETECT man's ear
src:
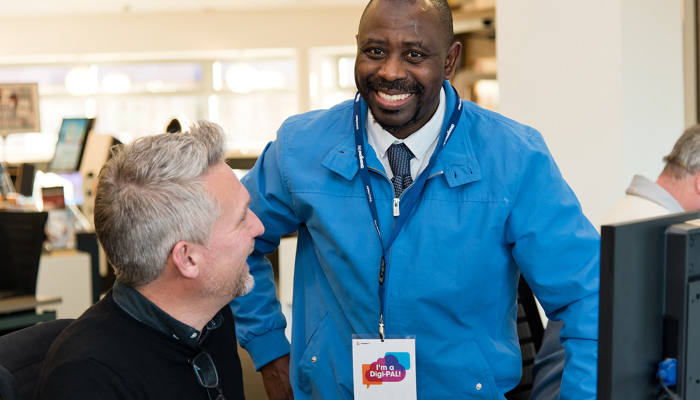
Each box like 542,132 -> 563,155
444,41 -> 462,80
170,241 -> 200,280
694,171 -> 700,195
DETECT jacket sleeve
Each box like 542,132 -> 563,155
503,130 -> 600,400
229,130 -> 302,371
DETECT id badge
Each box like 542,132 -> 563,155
352,335 -> 416,400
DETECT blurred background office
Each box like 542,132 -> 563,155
0,0 -> 696,226
0,0 -> 694,227
0,0 -> 697,398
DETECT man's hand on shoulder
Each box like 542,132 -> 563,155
260,354 -> 294,400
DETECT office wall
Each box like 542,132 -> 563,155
0,6 -> 365,113
498,0 -> 685,228
0,8 -> 363,55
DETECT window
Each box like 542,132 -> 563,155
0,50 -> 298,163
309,46 -> 358,111
212,57 -> 297,153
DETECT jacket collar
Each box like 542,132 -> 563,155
322,80 -> 482,188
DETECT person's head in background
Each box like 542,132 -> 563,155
166,118 -> 182,134
93,120 -> 264,320
657,124 -> 700,211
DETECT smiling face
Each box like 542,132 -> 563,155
200,162 -> 264,301
354,0 -> 461,139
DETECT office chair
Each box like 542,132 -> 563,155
0,319 -> 74,400
505,275 -> 545,400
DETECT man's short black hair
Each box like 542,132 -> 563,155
361,0 -> 455,50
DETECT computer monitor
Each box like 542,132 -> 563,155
599,211 -> 700,399
15,163 -> 35,197
0,211 -> 48,299
47,118 -> 94,173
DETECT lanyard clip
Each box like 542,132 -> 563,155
379,314 -> 385,341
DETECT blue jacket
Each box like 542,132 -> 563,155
231,81 -> 600,399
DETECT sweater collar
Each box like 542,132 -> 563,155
112,279 -> 224,349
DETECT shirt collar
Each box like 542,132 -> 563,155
626,174 -> 685,213
112,279 -> 224,349
366,87 -> 446,162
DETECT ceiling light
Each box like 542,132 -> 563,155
65,66 -> 98,96
256,70 -> 287,90
102,73 -> 131,93
225,63 -> 258,94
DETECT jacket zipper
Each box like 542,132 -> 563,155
369,168 -> 445,217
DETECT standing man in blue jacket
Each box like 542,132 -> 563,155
231,0 -> 600,399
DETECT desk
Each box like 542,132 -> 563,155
0,295 -> 61,333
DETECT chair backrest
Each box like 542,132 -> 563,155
505,275 -> 545,400
0,319 -> 74,400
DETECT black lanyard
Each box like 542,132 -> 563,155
353,85 -> 463,339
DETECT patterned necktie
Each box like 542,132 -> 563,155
387,143 -> 414,198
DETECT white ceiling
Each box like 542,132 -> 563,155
0,0 -> 368,18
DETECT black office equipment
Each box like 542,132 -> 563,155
505,276 -> 545,400
15,164 -> 35,198
598,211 -> 700,399
663,224 -> 700,399
0,212 -> 48,299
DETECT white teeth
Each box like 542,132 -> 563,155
378,91 -> 410,102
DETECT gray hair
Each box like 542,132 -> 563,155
94,120 -> 228,288
662,124 -> 700,179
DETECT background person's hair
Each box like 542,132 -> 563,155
662,124 -> 700,180
94,120 -> 227,288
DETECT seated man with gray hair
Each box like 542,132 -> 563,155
37,121 -> 264,399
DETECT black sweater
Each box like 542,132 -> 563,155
36,292 -> 245,399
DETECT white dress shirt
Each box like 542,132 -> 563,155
366,87 -> 446,181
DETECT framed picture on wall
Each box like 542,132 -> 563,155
0,83 -> 40,137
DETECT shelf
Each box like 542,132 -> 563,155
451,0 -> 496,35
